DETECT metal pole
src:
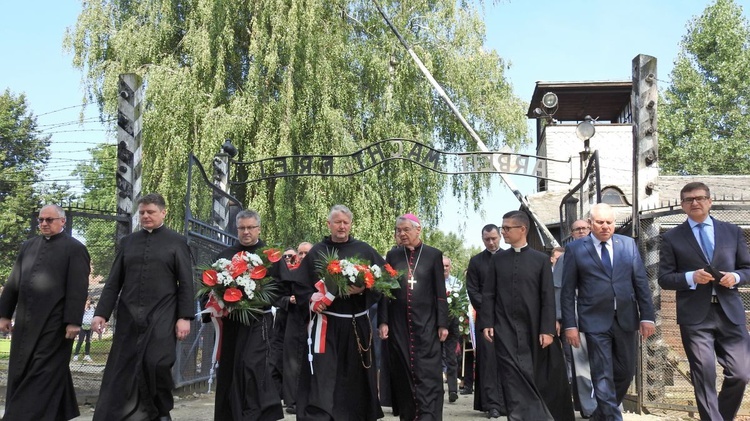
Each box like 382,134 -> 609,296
372,0 -> 559,247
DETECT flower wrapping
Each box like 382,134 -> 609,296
314,249 -> 401,299
197,248 -> 280,325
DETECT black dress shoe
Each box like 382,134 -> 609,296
285,405 -> 296,414
487,408 -> 501,419
153,415 -> 172,421
459,386 -> 473,395
449,392 -> 458,403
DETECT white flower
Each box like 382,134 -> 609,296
248,253 -> 263,267
452,292 -> 460,298
459,316 -> 465,322
236,273 -> 252,289
213,258 -> 232,271
370,265 -> 382,279
447,296 -> 453,304
217,271 -> 233,285
340,260 -> 359,281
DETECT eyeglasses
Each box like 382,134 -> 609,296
572,226 -> 590,232
500,225 -> 523,232
681,196 -> 709,204
37,217 -> 62,224
283,254 -> 295,260
237,225 -> 260,231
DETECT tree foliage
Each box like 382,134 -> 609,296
66,0 -> 529,252
660,0 -> 750,175
0,90 -> 51,281
72,143 -> 118,277
423,228 -> 481,279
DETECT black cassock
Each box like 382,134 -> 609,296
213,239 -> 284,421
279,268 -> 307,410
381,243 -> 448,421
465,249 -> 506,414
93,226 -> 194,421
0,232 -> 90,421
295,236 -> 385,421
480,246 -> 574,421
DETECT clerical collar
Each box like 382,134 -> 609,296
487,248 -> 499,255
44,231 -> 64,241
405,241 -> 422,251
511,244 -> 528,253
245,239 -> 260,247
143,224 -> 165,233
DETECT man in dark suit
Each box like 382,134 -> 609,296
658,181 -> 750,421
561,203 -> 655,421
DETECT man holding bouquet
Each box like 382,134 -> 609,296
295,204 -> 387,421
212,209 -> 284,421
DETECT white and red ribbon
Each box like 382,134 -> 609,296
307,280 -> 336,374
196,293 -> 227,392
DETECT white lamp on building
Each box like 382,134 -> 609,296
575,115 -> 596,158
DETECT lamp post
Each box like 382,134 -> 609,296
576,115 -> 596,161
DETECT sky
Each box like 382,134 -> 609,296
1,0 -> 747,249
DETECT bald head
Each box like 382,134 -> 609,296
589,203 -> 615,242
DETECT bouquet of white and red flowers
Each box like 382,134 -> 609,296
198,248 -> 281,325
315,250 -> 401,299
447,280 -> 470,335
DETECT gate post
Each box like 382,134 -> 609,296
116,73 -> 144,239
631,54 -> 660,238
212,140 -> 237,231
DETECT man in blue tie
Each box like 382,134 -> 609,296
561,203 -> 656,421
658,182 -> 750,420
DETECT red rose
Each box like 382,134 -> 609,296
264,248 -> 282,263
327,260 -> 342,274
250,265 -> 267,280
364,271 -> 375,288
202,270 -> 218,286
223,287 -> 243,302
385,264 -> 397,277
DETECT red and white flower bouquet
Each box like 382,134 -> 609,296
198,248 -> 281,325
315,250 -> 401,299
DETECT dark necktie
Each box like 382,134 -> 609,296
698,223 -> 714,263
600,241 -> 612,276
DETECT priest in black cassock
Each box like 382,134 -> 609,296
91,193 -> 195,421
465,223 -> 506,418
281,241 -> 312,415
295,204 -> 385,421
480,211 -> 574,421
0,205 -> 90,421
212,209 -> 284,421
379,213 -> 449,421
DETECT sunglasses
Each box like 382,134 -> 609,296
38,217 -> 62,224
283,254 -> 295,259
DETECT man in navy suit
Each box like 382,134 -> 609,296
658,181 -> 750,420
561,203 -> 655,421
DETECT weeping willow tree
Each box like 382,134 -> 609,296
65,0 -> 528,251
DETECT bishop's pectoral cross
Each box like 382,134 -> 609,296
407,276 -> 417,290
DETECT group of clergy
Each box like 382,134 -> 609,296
4,180 -> 747,421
